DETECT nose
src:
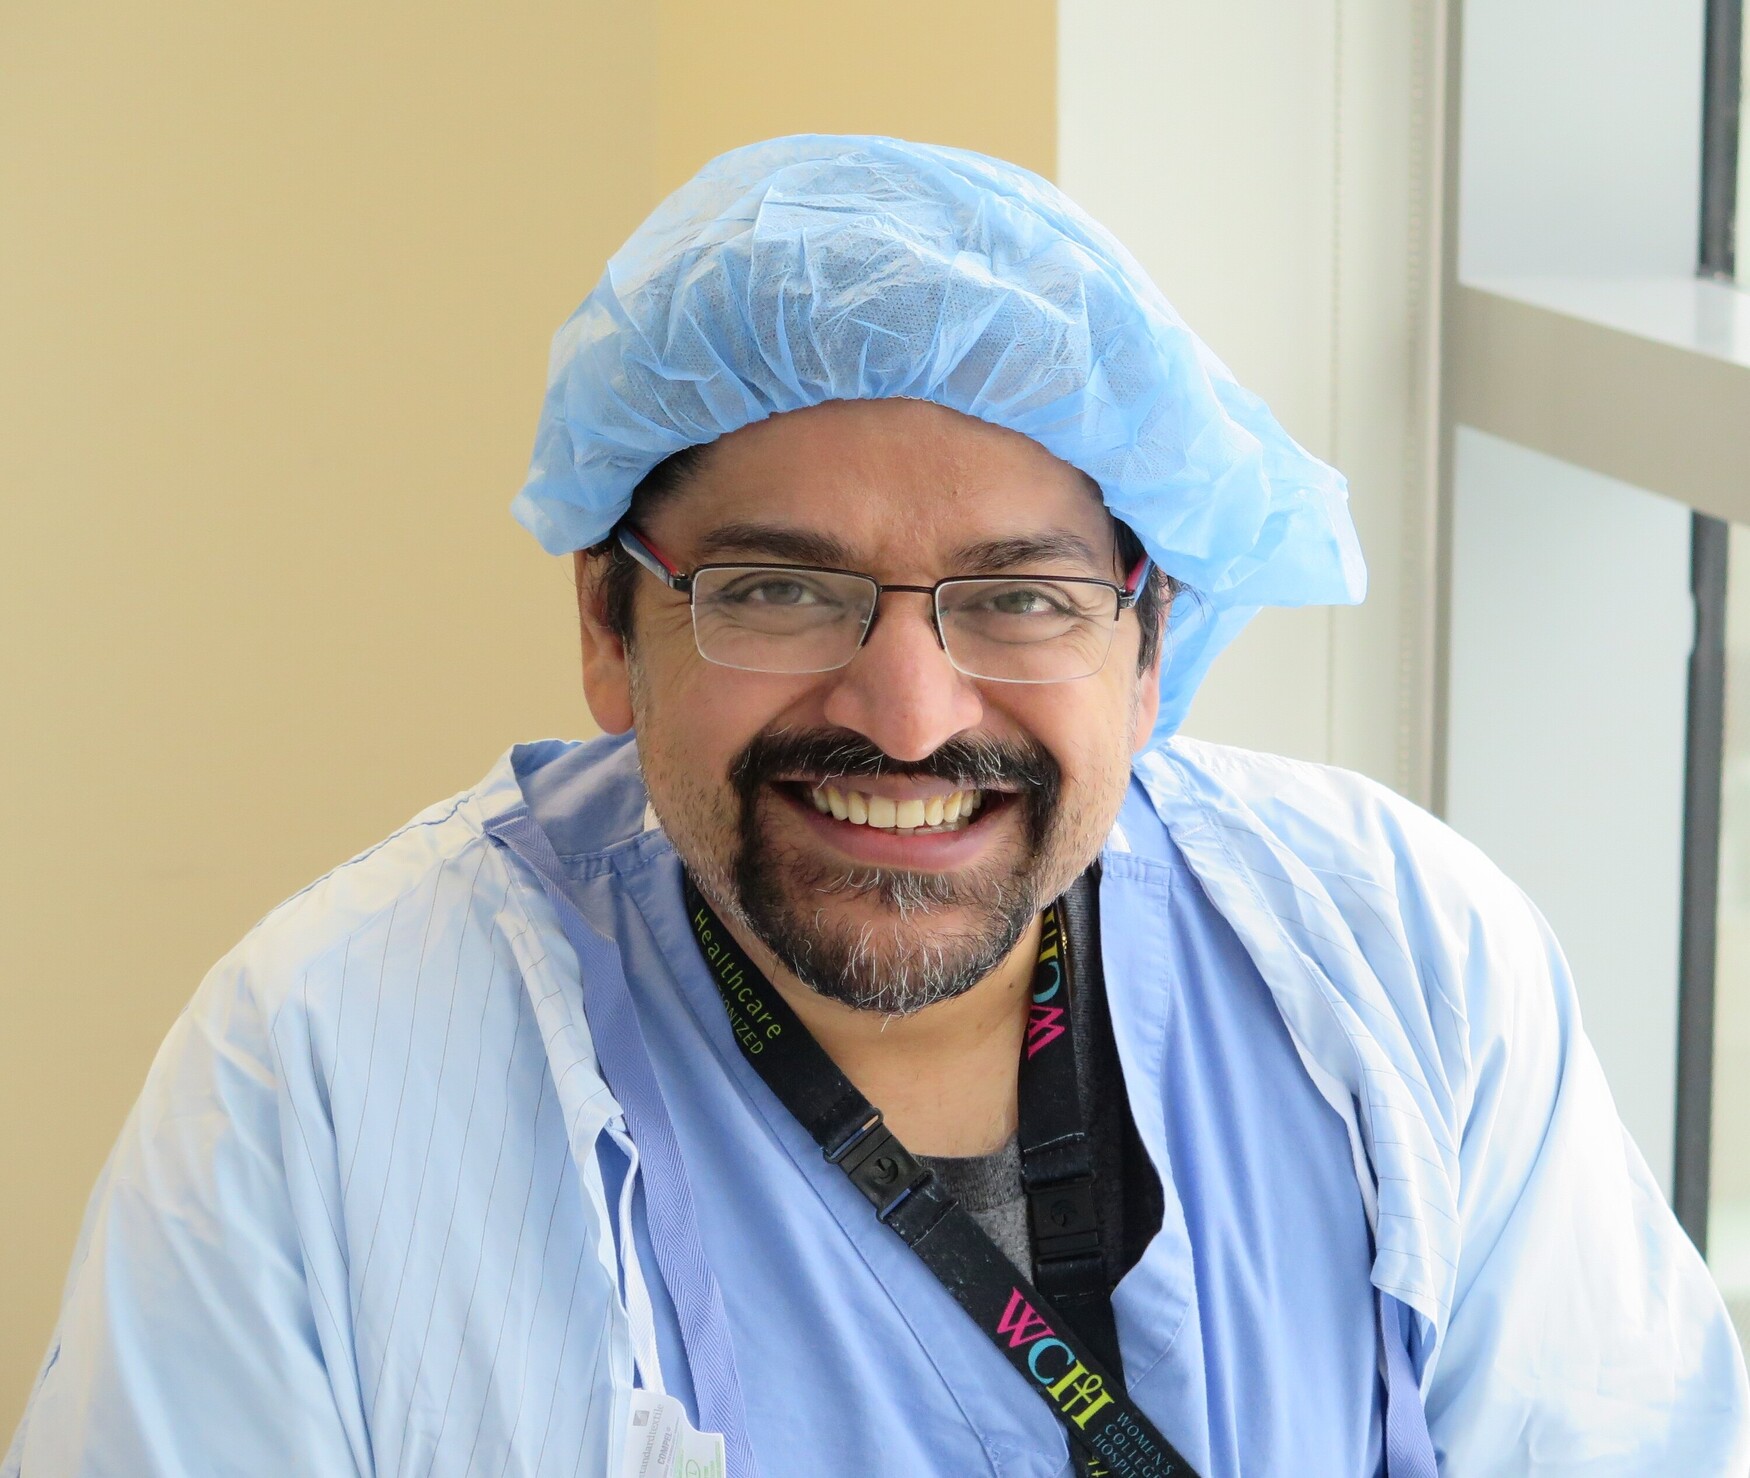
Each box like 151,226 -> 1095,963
820,593 -> 985,762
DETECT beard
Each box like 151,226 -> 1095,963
682,727 -> 1070,1016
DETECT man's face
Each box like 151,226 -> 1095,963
580,399 -> 1161,1014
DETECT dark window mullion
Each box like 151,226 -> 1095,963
1676,516 -> 1730,1249
1672,0 -> 1742,1252
1700,0 -> 1742,279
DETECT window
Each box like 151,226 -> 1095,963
1443,0 -> 1750,1338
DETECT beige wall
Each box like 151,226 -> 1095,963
658,0 -> 1054,194
1,1 -> 1053,1433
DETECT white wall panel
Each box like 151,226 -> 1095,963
1059,0 -> 1441,797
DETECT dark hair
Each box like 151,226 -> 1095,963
593,444 -> 1179,673
596,444 -> 713,646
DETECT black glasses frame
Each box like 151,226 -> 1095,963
611,525 -> 1153,680
617,525 -> 1149,611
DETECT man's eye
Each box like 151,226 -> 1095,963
723,576 -> 824,606
986,587 -> 1067,616
956,583 -> 1079,619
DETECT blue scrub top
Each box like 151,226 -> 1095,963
528,735 -> 1384,1475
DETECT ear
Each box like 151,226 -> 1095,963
574,550 -> 635,735
1130,606 -> 1166,753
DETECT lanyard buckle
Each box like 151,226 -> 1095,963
827,1112 -> 931,1223
1028,1174 -> 1101,1261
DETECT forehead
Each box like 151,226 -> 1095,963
645,400 -> 1112,561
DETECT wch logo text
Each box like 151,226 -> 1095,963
994,1288 -> 1116,1430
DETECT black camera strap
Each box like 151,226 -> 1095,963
684,875 -> 1196,1478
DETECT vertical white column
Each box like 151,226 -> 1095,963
1057,0 -> 1442,800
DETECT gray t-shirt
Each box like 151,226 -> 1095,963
920,1135 -> 1030,1270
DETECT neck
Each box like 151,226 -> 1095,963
725,910 -> 1043,1158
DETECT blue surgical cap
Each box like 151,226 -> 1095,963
514,134 -> 1365,737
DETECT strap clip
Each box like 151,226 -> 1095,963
1028,1174 -> 1101,1261
829,1113 -> 930,1223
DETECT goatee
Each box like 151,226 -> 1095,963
690,728 -> 1064,1016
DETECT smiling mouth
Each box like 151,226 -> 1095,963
777,780 -> 1011,836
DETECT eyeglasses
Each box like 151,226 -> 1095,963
616,526 -> 1152,684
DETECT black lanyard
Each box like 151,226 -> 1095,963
1017,884 -> 1123,1378
685,875 -> 1197,1478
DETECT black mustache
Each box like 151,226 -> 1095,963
729,728 -> 1059,795
730,728 -> 1062,855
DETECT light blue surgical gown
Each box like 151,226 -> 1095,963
8,734 -> 1747,1475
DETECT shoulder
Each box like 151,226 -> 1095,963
113,774 -> 519,1164
1127,737 -> 1556,1069
148,733 -> 648,1135
219,734 -> 645,1030
1133,736 -> 1530,932
177,734 -> 651,1124
1138,737 -> 1434,852
167,745 -> 595,1118
223,781 -> 501,1027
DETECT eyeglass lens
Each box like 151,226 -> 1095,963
688,566 -> 1121,682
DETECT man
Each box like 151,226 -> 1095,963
8,136 -> 1747,1476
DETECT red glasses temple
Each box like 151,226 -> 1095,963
1121,552 -> 1152,599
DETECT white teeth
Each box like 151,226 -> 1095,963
808,783 -> 985,831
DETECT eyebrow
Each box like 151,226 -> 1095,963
948,532 -> 1108,573
693,522 -> 856,567
691,522 -> 1112,575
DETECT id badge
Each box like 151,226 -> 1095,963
613,1388 -> 728,1478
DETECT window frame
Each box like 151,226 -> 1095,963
1437,0 -> 1747,1250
